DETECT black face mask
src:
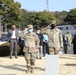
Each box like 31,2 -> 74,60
51,24 -> 56,29
12,28 -> 15,30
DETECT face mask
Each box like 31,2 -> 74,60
28,29 -> 33,33
51,24 -> 56,29
12,28 -> 15,30
37,32 -> 40,34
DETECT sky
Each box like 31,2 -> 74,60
14,0 -> 76,12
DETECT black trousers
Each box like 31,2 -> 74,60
43,42 -> 49,56
19,40 -> 25,55
10,39 -> 18,58
73,44 -> 76,54
64,45 -> 67,54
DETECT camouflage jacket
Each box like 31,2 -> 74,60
41,28 -> 63,50
65,33 -> 72,46
19,32 -> 39,52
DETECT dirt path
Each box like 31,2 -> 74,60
0,54 -> 76,75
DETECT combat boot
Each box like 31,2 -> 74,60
26,66 -> 31,74
30,68 -> 34,73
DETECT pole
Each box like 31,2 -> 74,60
46,0 -> 49,11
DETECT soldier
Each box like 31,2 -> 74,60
64,31 -> 72,53
19,25 -> 39,74
41,20 -> 63,55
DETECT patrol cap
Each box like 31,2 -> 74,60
28,25 -> 33,29
50,20 -> 56,25
67,31 -> 70,34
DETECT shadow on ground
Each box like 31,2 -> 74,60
60,56 -> 76,60
0,74 -> 16,75
0,65 -> 26,72
0,64 -> 45,72
35,66 -> 45,71
14,64 -> 45,71
65,64 -> 76,66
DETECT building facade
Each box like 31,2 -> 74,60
57,25 -> 76,37
57,25 -> 76,54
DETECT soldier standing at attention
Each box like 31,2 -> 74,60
41,20 -> 63,55
64,31 -> 72,53
19,25 -> 39,74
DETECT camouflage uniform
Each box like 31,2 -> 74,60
41,20 -> 63,55
65,31 -> 72,53
19,25 -> 39,73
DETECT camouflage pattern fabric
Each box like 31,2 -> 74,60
41,28 -> 63,54
49,47 -> 59,55
19,32 -> 39,69
65,33 -> 72,46
24,52 -> 36,68
20,32 -> 39,52
65,33 -> 72,52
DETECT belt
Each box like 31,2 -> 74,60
11,38 -> 16,40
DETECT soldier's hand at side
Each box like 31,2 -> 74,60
60,47 -> 63,51
36,49 -> 38,52
36,46 -> 39,49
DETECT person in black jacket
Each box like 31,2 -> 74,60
8,25 -> 19,59
72,34 -> 76,54
36,29 -> 43,59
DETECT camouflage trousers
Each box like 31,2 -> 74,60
49,47 -> 59,55
64,44 -> 71,54
67,45 -> 71,52
24,52 -> 36,69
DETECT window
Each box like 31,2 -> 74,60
58,27 -> 63,30
66,27 -> 68,30
74,26 -> 76,29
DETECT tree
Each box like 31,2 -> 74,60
20,9 -> 28,28
20,9 -> 37,28
29,11 -> 58,28
0,0 -> 22,27
52,11 -> 68,24
64,8 -> 76,24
